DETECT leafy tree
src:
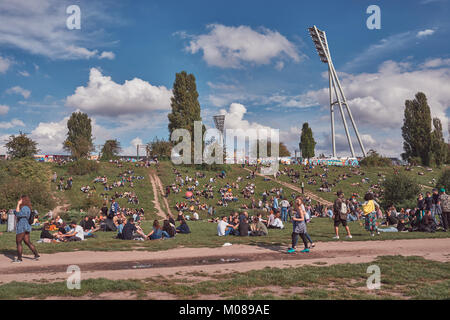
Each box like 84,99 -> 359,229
256,141 -> 290,157
436,169 -> 450,192
5,132 -> 39,159
382,173 -> 420,209
300,123 -> 316,159
168,71 -> 204,162
401,92 -> 432,166
149,137 -> 172,159
430,118 -> 447,167
359,149 -> 392,167
100,139 -> 121,160
64,112 -> 94,159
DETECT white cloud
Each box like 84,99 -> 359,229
417,29 -> 435,38
183,24 -> 301,69
0,0 -> 115,60
0,105 -> 9,115
65,68 -> 172,116
30,118 -> 68,154
121,137 -> 143,156
219,103 -> 274,132
0,56 -> 12,73
18,70 -> 30,77
0,118 -> 25,129
421,58 -> 450,68
6,86 -> 31,99
99,51 -> 115,60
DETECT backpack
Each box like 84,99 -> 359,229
441,194 -> 450,212
339,201 -> 348,220
20,209 -> 36,225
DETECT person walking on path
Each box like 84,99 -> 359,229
13,195 -> 40,263
287,197 -> 310,253
332,191 -> 352,240
301,181 -> 305,194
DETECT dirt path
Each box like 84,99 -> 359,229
244,168 -> 333,206
148,168 -> 173,218
1,238 -> 448,285
147,170 -> 167,219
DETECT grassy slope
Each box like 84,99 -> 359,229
1,162 -> 449,255
1,255 -> 448,300
276,164 -> 448,204
49,161 -> 157,219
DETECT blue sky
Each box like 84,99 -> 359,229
0,0 -> 449,157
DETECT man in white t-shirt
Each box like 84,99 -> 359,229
217,216 -> 235,236
63,221 -> 85,241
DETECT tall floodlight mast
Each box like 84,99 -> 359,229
213,114 -> 226,159
308,26 -> 366,158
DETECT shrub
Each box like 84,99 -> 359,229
382,173 -> 421,209
436,169 -> 450,191
67,159 -> 100,176
360,150 -> 392,167
0,159 -> 55,212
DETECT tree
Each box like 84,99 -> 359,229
5,132 -> 39,159
359,149 -> 392,167
256,141 -> 290,157
64,112 -> 94,159
382,173 -> 420,209
148,137 -> 172,159
436,169 -> 450,192
401,92 -> 432,166
300,122 -> 316,159
167,71 -> 204,162
431,118 -> 447,167
100,139 -> 121,160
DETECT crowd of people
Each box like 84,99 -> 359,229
5,161 -> 450,262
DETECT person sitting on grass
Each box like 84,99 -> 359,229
176,218 -> 191,234
147,220 -> 170,240
250,216 -> 268,236
268,212 -> 284,229
121,217 -> 147,240
163,219 -> 176,238
217,216 -> 236,236
61,221 -> 85,242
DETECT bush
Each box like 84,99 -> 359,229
67,159 -> 100,176
382,173 -> 421,209
436,169 -> 450,191
0,159 -> 55,212
360,150 -> 392,167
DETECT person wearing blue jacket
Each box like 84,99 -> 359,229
13,195 -> 40,263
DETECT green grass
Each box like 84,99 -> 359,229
276,164 -> 448,204
2,215 -> 449,254
2,161 -> 446,255
1,256 -> 448,300
48,161 -> 157,220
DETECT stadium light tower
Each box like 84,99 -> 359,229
308,26 -> 366,158
213,114 -> 226,159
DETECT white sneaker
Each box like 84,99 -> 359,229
332,236 -> 340,240
346,235 -> 353,239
